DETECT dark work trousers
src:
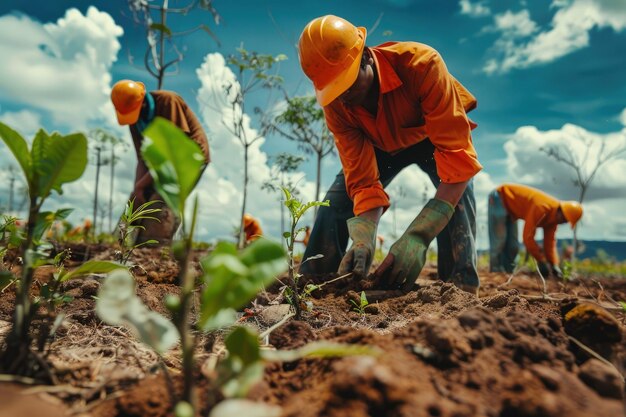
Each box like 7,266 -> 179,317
300,139 -> 479,288
487,189 -> 519,273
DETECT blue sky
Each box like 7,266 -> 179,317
1,0 -> 626,249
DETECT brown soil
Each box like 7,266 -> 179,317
0,245 -> 624,417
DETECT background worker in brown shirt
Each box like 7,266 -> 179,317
488,183 -> 583,278
111,80 -> 210,245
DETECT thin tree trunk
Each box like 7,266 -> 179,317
93,148 -> 101,238
239,144 -> 249,248
109,148 -> 115,233
8,176 -> 14,212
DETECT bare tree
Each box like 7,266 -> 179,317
127,0 -> 220,89
203,46 -> 285,248
540,131 -> 626,262
270,95 -> 334,216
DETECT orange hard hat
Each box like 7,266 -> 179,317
298,15 -> 367,107
243,214 -> 254,227
111,80 -> 146,125
561,201 -> 583,228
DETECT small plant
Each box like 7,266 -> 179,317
0,121 -> 124,380
116,198 -> 162,265
350,290 -> 370,315
280,187 -> 329,319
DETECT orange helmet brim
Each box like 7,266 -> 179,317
315,26 -> 367,107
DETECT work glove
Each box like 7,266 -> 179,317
537,261 -> 551,277
338,217 -> 377,279
374,199 -> 454,292
551,264 -> 563,280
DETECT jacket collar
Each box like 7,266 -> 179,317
370,47 -> 403,94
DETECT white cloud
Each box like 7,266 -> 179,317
0,110 -> 42,138
483,0 -> 626,74
0,7 -> 123,129
501,120 -> 626,240
620,108 -> 626,126
459,0 -> 492,18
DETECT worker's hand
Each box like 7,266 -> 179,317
374,199 -> 454,292
537,261 -> 551,277
551,264 -> 563,280
338,217 -> 377,279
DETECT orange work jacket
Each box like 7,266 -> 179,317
497,184 -> 563,265
324,41 -> 482,215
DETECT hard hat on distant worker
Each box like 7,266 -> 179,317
111,80 -> 146,125
243,214 -> 255,227
298,15 -> 367,107
561,201 -> 583,228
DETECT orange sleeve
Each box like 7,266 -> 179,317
326,109 -> 390,216
543,225 -> 559,265
415,52 -> 482,183
522,207 -> 548,263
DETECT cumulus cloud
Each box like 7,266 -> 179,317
0,110 -> 42,138
482,0 -> 626,74
459,0 -> 492,18
620,108 -> 626,126
0,7 -> 123,129
501,120 -> 626,240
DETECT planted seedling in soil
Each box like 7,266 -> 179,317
280,186 -> 329,319
116,198 -> 162,265
350,290 -> 370,315
0,122 -> 125,380
98,118 -> 286,414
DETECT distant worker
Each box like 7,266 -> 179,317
111,80 -> 210,245
243,214 -> 263,244
488,183 -> 583,279
295,225 -> 312,247
297,15 -> 482,294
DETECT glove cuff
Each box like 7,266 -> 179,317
404,198 -> 455,243
346,216 -> 377,244
426,198 -> 455,220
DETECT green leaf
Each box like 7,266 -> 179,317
209,400 -> 281,417
0,271 -> 15,288
149,23 -> 172,36
282,231 -> 291,239
218,327 -> 264,398
225,326 -> 261,365
141,117 -> 205,216
619,301 -> 626,313
262,341 -> 381,362
31,131 -> 88,198
198,240 -> 286,327
0,122 -> 32,185
96,269 -> 179,353
59,260 -> 126,282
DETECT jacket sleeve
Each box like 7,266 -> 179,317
326,108 -> 390,216
543,224 -> 559,265
414,51 -> 482,183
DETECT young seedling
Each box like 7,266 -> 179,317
98,118 -> 287,414
280,187 -> 329,319
0,124 -> 125,382
116,198 -> 162,265
350,290 -> 370,315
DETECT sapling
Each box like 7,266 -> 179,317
98,118 -> 287,412
0,122 -> 124,379
280,187 -> 329,319
116,198 -> 162,265
350,290 -> 370,315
